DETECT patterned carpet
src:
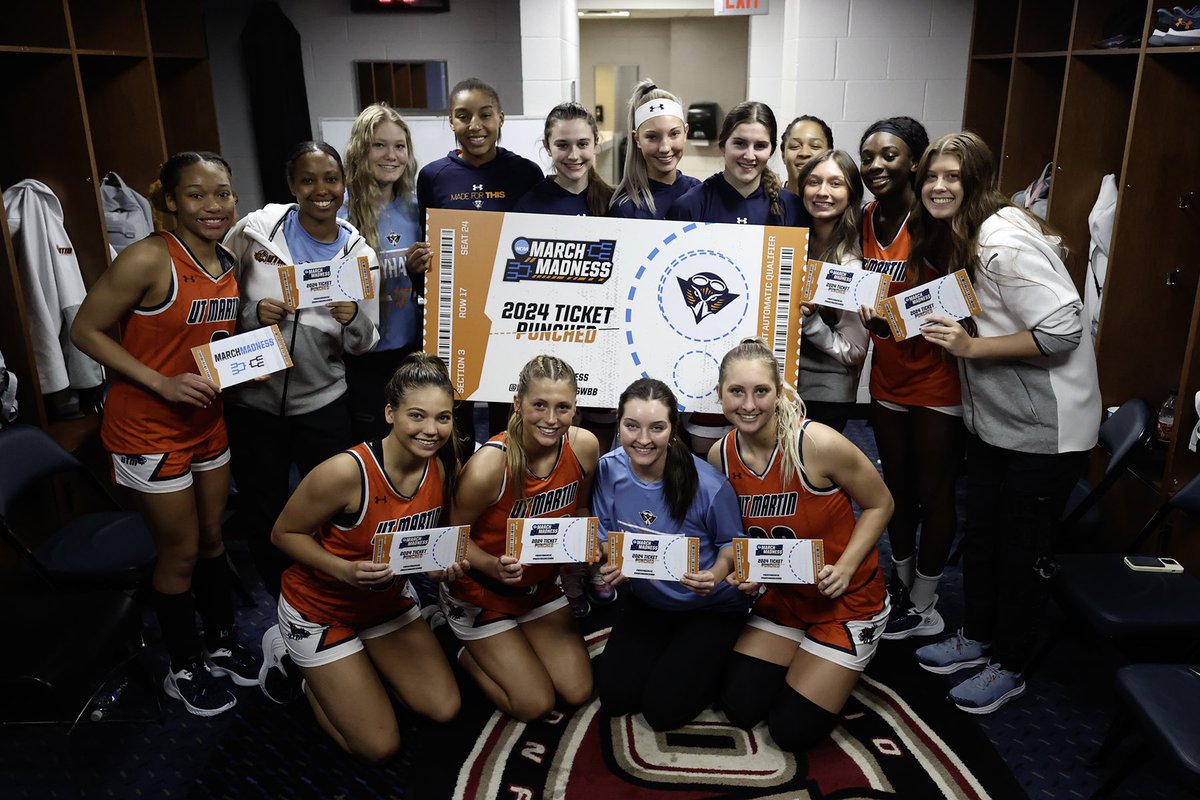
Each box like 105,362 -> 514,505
0,421 -> 1186,799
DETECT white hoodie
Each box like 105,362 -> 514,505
223,204 -> 379,416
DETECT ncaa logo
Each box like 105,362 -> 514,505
512,238 -> 531,257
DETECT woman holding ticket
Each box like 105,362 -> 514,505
592,378 -> 749,731
908,132 -> 1100,715
441,355 -> 599,722
269,352 -> 465,761
223,141 -> 380,600
713,338 -> 893,752
72,152 -> 257,716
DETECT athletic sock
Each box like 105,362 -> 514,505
193,554 -> 235,649
910,569 -> 942,612
155,589 -> 201,669
891,555 -> 915,590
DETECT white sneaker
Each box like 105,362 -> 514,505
882,595 -> 945,640
258,625 -> 300,705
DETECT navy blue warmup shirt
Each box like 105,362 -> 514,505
610,172 -> 702,220
416,147 -> 543,235
512,176 -> 591,216
667,173 -> 811,227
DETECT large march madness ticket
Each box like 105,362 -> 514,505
423,210 -> 809,412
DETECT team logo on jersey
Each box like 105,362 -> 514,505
863,257 -> 906,281
253,249 -> 285,266
677,271 -> 738,323
510,481 -> 579,518
503,237 -> 615,284
738,491 -> 799,518
285,622 -> 311,641
473,199 -> 484,208
373,507 -> 441,534
386,231 -> 401,246
639,510 -> 657,525
185,297 -> 239,325
118,454 -> 147,466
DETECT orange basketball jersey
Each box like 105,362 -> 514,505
861,202 -> 961,407
466,432 -> 585,590
101,232 -> 239,454
281,441 -> 446,628
720,424 -> 883,621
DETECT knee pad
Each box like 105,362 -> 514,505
720,652 -> 787,730
767,688 -> 838,752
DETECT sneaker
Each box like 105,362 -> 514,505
587,567 -> 617,605
948,662 -> 1026,715
915,629 -> 991,674
258,625 -> 301,705
1163,6 -> 1200,44
882,592 -> 945,640
204,639 -> 261,687
163,658 -> 237,717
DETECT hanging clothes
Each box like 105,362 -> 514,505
3,179 -> 105,394
1085,174 -> 1117,338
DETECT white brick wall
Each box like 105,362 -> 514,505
765,0 -> 973,161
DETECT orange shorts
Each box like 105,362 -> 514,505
440,576 -> 566,641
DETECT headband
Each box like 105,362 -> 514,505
634,98 -> 685,129
865,121 -> 921,157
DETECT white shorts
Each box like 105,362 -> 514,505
745,600 -> 891,672
875,399 -> 963,418
110,445 -> 230,494
439,582 -> 568,641
277,594 -> 423,668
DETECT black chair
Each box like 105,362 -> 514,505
1053,471 -> 1200,655
1090,663 -> 1200,798
1058,398 -> 1155,545
0,424 -> 155,589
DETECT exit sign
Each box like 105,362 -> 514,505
714,0 -> 767,15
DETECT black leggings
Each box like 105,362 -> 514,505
598,593 -> 746,731
871,402 -> 965,576
721,653 -> 839,751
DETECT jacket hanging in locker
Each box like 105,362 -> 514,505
3,179 -> 106,394
101,172 -> 154,255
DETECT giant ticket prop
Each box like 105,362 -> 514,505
191,325 -> 293,389
733,537 -> 824,584
882,269 -> 981,340
505,517 -> 601,565
799,259 -> 891,312
278,254 -> 375,309
371,524 -> 469,576
424,210 -> 809,412
608,530 -> 700,581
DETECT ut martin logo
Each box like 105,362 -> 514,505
386,231 -> 401,245
640,510 -> 657,525
677,271 -> 739,323
503,237 -> 615,284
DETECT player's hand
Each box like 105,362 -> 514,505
326,301 -> 357,325
817,563 -> 851,598
858,303 -> 891,338
344,560 -> 395,589
681,570 -> 719,596
405,242 -> 432,275
430,559 -> 470,584
725,574 -> 762,597
800,301 -> 817,317
920,314 -> 973,357
257,298 -> 293,326
156,372 -> 218,407
494,555 -> 524,584
599,561 -> 627,587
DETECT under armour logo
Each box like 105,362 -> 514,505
730,471 -> 743,480
640,510 -> 657,525
650,103 -> 664,112
386,232 -> 401,245
374,495 -> 387,504
181,274 -> 196,282
472,184 -> 484,191
736,217 -> 748,224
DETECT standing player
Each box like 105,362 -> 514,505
714,338 -> 893,751
416,78 -> 543,456
269,353 -> 465,760
858,116 -> 964,640
668,101 -> 812,457
440,355 -> 599,721
514,102 -> 613,217
609,80 -> 700,220
72,152 -> 258,715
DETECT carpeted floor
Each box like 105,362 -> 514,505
0,421 -> 1188,799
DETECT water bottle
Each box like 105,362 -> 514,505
1157,393 -> 1177,442
88,677 -> 128,721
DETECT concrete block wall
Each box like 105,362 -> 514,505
751,0 -> 973,163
